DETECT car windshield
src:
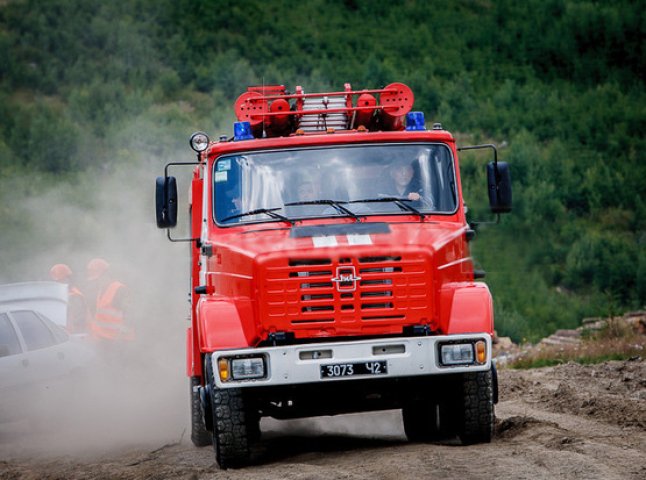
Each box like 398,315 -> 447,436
213,143 -> 457,225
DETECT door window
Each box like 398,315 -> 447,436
0,313 -> 22,356
12,310 -> 56,351
39,313 -> 69,344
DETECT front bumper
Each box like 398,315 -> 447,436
211,333 -> 491,389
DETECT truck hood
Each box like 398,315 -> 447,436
206,219 -> 472,341
212,219 -> 468,259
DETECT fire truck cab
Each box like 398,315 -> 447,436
156,83 -> 512,469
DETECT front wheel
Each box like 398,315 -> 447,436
206,357 -> 258,469
457,369 -> 495,444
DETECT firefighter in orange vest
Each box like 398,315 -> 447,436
85,258 -> 134,342
49,263 -> 90,333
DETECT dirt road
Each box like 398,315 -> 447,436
1,359 -> 644,480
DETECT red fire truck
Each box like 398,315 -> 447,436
155,83 -> 512,468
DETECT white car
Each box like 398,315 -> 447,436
0,285 -> 96,422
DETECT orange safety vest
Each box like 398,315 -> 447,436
89,281 -> 134,341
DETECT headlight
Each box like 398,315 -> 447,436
189,131 -> 210,152
231,357 -> 265,380
439,340 -> 488,366
440,343 -> 475,366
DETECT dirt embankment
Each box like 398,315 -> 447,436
1,360 -> 645,480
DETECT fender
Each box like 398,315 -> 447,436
439,282 -> 494,335
197,298 -> 258,352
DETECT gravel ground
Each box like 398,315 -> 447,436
1,359 -> 644,479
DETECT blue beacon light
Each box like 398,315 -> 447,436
233,121 -> 254,141
405,112 -> 426,131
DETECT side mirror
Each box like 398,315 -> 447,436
487,161 -> 512,214
156,176 -> 178,228
0,344 -> 11,358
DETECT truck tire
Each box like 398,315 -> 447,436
206,357 -> 257,469
457,369 -> 494,445
190,376 -> 212,447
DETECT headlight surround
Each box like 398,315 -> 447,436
439,340 -> 488,366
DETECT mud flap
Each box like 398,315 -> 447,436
492,363 -> 499,405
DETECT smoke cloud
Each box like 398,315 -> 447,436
0,149 -> 193,458
0,130 -> 407,461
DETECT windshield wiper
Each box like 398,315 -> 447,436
221,208 -> 294,225
284,199 -> 362,222
349,197 -> 426,221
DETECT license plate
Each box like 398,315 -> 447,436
320,361 -> 388,378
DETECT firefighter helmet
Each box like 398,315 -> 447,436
50,263 -> 72,282
87,258 -> 109,281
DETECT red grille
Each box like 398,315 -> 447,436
259,253 -> 431,337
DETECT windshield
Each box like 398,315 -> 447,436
213,143 -> 457,225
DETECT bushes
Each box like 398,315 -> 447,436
2,100 -> 80,173
0,0 -> 644,340
564,232 -> 640,304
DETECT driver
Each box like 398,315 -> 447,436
285,174 -> 326,217
389,162 -> 422,201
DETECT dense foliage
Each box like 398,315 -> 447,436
0,0 -> 643,341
